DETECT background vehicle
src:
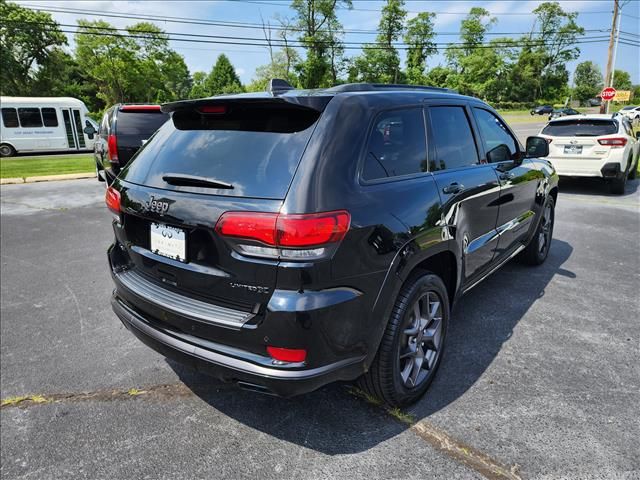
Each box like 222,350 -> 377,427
587,97 -> 602,107
0,96 -> 95,157
549,107 -> 581,120
531,105 -> 554,115
539,114 -> 639,194
107,82 -> 558,407
619,105 -> 640,123
91,104 -> 169,183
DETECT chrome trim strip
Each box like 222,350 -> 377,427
115,269 -> 253,329
462,244 -> 525,294
113,296 -> 365,379
465,210 -> 535,255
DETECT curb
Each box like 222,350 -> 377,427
1,172 -> 96,185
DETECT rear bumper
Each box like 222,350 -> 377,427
112,294 -> 366,396
547,153 -> 626,178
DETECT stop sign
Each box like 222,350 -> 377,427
601,87 -> 616,101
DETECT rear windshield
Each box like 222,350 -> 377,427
120,104 -> 320,199
117,111 -> 169,135
542,119 -> 618,137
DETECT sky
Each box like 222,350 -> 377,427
15,0 -> 640,86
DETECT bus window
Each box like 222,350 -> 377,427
1,108 -> 19,128
42,108 -> 59,127
18,108 -> 43,128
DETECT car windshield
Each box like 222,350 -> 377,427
542,119 -> 618,137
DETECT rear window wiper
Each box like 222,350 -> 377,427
162,174 -> 234,189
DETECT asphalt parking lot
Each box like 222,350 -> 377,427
1,127 -> 639,479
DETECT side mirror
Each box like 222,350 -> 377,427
525,136 -> 549,158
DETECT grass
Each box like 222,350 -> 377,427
0,154 -> 94,179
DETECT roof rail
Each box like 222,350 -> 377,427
268,78 -> 294,96
327,83 -> 454,93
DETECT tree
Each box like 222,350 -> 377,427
446,7 -> 496,69
291,0 -> 352,88
248,48 -> 301,92
404,12 -> 437,84
573,61 -> 602,104
0,1 -> 67,95
189,71 -> 209,98
206,54 -> 243,95
350,0 -> 407,84
612,70 -> 632,91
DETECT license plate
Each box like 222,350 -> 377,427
564,145 -> 583,155
150,223 -> 186,262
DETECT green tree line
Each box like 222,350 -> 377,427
1,0 -> 637,116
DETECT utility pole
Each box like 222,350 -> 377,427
602,0 -> 619,113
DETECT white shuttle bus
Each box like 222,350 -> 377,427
0,96 -> 97,157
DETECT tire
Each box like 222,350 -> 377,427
519,195 -> 555,266
0,144 -> 16,157
609,174 -> 626,194
358,272 -> 449,407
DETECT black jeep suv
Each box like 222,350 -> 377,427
107,82 -> 558,406
91,104 -> 169,184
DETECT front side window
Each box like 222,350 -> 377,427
18,108 -> 43,128
473,108 -> 520,163
41,108 -> 58,127
1,108 -> 19,128
362,108 -> 427,181
428,106 -> 479,171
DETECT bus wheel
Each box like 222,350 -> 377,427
0,144 -> 16,157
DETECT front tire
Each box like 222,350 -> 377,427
0,144 -> 16,157
520,196 -> 555,265
358,272 -> 449,407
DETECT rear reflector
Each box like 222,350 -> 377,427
198,105 -> 227,114
107,134 -> 118,163
598,137 -> 627,147
215,210 -> 350,248
120,105 -> 161,111
105,186 -> 121,215
267,346 -> 307,363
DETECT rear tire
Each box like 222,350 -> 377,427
609,174 -> 626,194
0,144 -> 16,157
628,159 -> 637,180
520,196 -> 554,266
358,272 -> 449,407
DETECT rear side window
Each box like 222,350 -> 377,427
428,106 -> 478,171
362,108 -> 427,181
116,111 -> 168,135
18,108 -> 43,127
41,108 -> 58,127
1,108 -> 19,128
121,104 -> 320,199
473,108 -> 520,163
542,120 -> 618,137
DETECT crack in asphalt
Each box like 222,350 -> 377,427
3,383 -> 522,479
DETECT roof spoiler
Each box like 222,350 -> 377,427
161,95 -> 331,115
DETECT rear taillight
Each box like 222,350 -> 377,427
105,186 -> 121,220
598,137 -> 627,148
215,210 -> 350,259
107,134 -> 119,163
267,346 -> 307,363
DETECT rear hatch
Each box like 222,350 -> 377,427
115,106 -> 169,165
541,118 -> 619,160
113,97 -> 328,322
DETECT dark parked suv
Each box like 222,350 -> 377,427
106,82 -> 558,406
92,104 -> 169,183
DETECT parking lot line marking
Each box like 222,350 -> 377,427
348,387 -> 521,480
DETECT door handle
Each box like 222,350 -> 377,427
443,182 -> 464,194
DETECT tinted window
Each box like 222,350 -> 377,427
121,104 -> 320,199
542,120 -> 618,137
41,108 -> 58,127
362,108 -> 427,180
473,108 -> 520,163
428,106 -> 478,171
18,108 -> 43,127
116,111 -> 168,135
1,108 -> 19,128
